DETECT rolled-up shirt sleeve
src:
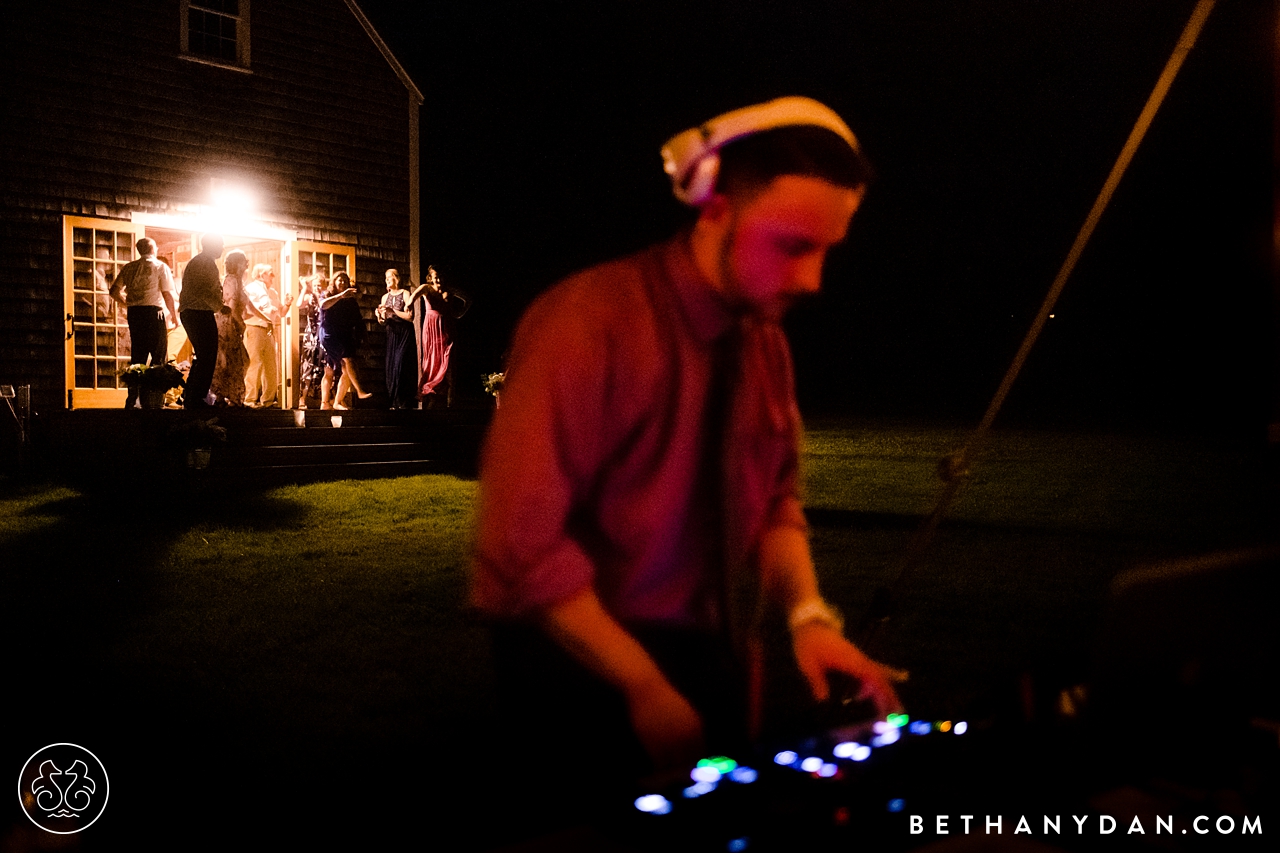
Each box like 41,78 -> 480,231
472,287 -> 615,618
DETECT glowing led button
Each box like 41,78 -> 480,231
954,721 -> 969,735
727,838 -> 750,852
635,794 -> 672,814
728,766 -> 758,784
698,756 -> 738,774
938,720 -> 952,733
871,726 -> 900,747
909,721 -> 932,736
832,741 -> 859,759
817,763 -> 838,778
851,745 -> 872,762
773,750 -> 798,766
886,713 -> 909,728
691,766 -> 722,783
800,757 -> 824,773
887,798 -> 906,813
683,781 -> 716,798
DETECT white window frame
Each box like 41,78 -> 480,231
180,0 -> 251,71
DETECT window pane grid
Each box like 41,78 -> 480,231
71,227 -> 132,390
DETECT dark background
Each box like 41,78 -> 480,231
358,0 -> 1273,435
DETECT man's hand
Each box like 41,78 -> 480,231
625,677 -> 705,771
540,586 -> 705,772
792,622 -> 907,720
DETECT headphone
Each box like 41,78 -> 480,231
660,96 -> 861,207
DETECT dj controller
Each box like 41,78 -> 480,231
618,713 -> 1002,852
610,704 -> 1278,852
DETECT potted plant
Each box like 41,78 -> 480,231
166,417 -> 227,470
120,361 -> 186,409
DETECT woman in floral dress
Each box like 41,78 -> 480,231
296,270 -> 327,408
209,249 -> 249,407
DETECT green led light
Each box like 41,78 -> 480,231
886,713 -> 909,728
697,756 -> 738,774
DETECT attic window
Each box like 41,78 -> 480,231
181,0 -> 250,68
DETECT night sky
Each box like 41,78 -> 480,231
357,0 -> 1272,434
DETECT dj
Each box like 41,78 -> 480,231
472,97 -> 905,778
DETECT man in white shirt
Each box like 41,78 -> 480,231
242,263 -> 292,407
109,237 -> 177,409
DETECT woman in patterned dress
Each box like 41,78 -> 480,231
209,249 -> 250,407
296,270 -> 327,408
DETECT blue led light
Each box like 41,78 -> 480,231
800,757 -> 824,773
887,798 -> 905,813
909,721 -> 932,736
817,763 -> 838,778
871,726 -> 900,747
851,745 -> 872,762
773,750 -> 798,766
691,766 -> 722,784
727,838 -> 750,852
832,741 -> 859,759
728,766 -> 758,784
635,794 -> 672,814
954,721 -> 969,735
683,781 -> 716,798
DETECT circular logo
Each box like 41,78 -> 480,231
18,743 -> 110,834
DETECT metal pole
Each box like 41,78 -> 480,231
860,0 -> 1219,646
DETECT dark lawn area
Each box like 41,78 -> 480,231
2,418 -> 1276,850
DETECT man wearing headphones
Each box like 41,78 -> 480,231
473,98 -> 904,780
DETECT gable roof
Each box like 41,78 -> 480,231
345,0 -> 424,105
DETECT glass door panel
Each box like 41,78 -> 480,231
285,242 -> 354,409
64,216 -> 145,408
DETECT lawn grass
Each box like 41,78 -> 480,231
1,419 -> 1273,847
799,419 -> 1274,719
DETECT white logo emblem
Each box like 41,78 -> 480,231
18,743 -> 109,834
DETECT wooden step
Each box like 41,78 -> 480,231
33,404 -> 493,485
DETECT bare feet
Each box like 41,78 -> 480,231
356,391 -> 372,400
334,403 -> 349,411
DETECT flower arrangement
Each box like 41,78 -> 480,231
482,372 -> 505,397
120,361 -> 186,391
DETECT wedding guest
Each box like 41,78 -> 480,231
178,233 -> 225,409
412,266 -> 463,408
108,237 -> 177,409
319,271 -> 370,409
209,249 -> 250,407
377,268 -> 417,409
296,270 -> 327,409
242,263 -> 292,408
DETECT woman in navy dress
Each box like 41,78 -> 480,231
376,268 -> 417,409
318,271 -> 370,409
